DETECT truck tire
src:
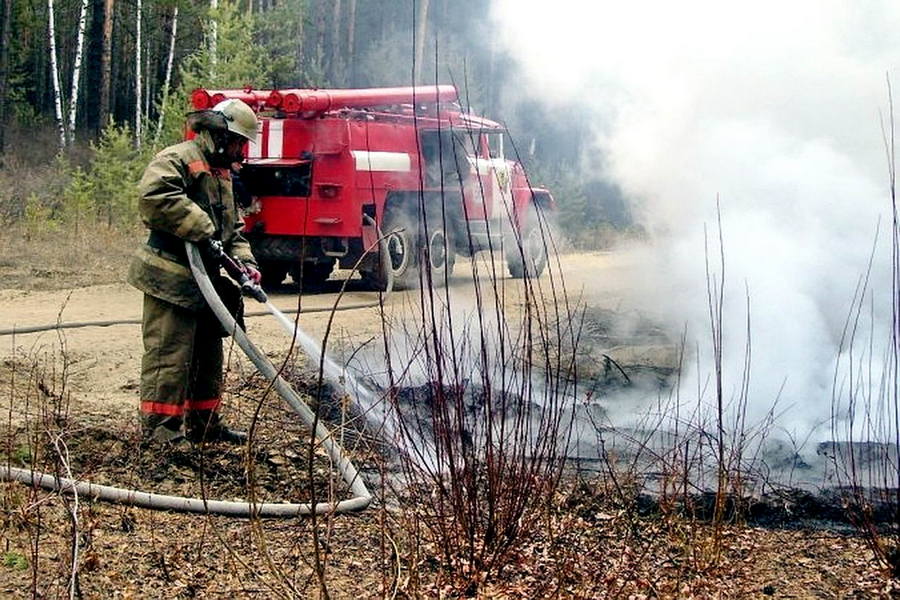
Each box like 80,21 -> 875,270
259,260 -> 289,289
371,206 -> 455,290
506,208 -> 550,279
290,260 -> 334,289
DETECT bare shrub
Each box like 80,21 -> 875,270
374,203 -> 577,594
827,84 -> 900,577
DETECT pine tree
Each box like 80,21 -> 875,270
0,0 -> 12,159
98,0 -> 114,130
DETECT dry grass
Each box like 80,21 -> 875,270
0,124 -> 142,292
1,456 -> 896,599
0,224 -> 140,291
0,311 -> 896,598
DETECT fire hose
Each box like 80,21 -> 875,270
0,304 -> 372,337
1,217 -> 394,517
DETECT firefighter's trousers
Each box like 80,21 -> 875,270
140,294 -> 224,441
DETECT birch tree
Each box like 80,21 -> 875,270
209,0 -> 218,74
154,5 -> 178,146
134,0 -> 142,145
413,0 -> 429,84
48,0 -> 66,149
67,0 -> 90,144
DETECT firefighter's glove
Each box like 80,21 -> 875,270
243,264 -> 262,285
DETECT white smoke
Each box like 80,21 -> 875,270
493,0 -> 900,438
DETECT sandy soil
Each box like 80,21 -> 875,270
0,250 -> 638,424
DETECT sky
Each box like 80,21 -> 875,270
492,0 -> 900,440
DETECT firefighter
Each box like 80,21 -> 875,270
128,98 -> 261,445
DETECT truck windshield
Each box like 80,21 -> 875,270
453,130 -> 481,158
487,133 -> 504,159
241,163 -> 312,197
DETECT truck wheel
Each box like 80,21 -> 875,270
290,260 -> 334,289
259,260 -> 288,289
506,209 -> 550,279
372,207 -> 455,290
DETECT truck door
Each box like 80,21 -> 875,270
483,132 -> 513,224
453,130 -> 491,221
423,129 -> 511,224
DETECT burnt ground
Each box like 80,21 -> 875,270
1,367 -> 898,598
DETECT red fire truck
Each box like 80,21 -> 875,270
191,85 -> 556,289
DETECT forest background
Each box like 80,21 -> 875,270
0,0 -> 634,246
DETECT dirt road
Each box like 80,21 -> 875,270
0,251 -> 649,425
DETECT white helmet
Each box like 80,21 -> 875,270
211,98 -> 258,142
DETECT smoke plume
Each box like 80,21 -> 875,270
493,1 -> 900,439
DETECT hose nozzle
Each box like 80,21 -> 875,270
198,240 -> 268,303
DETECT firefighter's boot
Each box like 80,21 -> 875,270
142,414 -> 185,445
185,410 -> 247,445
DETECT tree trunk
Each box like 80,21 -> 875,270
0,0 -> 13,159
413,0 -> 429,84
67,0 -> 90,144
134,0 -> 142,145
294,0 -> 303,83
48,0 -> 66,149
209,0 -> 218,75
329,0 -> 341,83
154,5 -> 177,146
346,0 -> 356,85
144,38 -> 150,125
98,0 -> 113,129
315,0 -> 325,78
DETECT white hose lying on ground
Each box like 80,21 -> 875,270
0,465 -> 368,517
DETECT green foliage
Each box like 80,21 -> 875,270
354,31 -> 487,109
12,443 -> 31,465
354,36 -> 413,87
15,155 -> 72,236
62,124 -> 148,232
18,124 -> 146,237
5,0 -> 43,127
156,0 -> 275,148
526,161 -> 637,250
23,193 -> 58,238
255,1 -> 307,88
2,551 -> 28,571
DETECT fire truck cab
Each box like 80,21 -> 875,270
191,86 -> 555,289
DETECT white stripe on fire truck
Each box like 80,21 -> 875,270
268,120 -> 284,158
248,121 -> 263,158
351,151 -> 411,172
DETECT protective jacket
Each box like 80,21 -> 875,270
127,132 -> 256,310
